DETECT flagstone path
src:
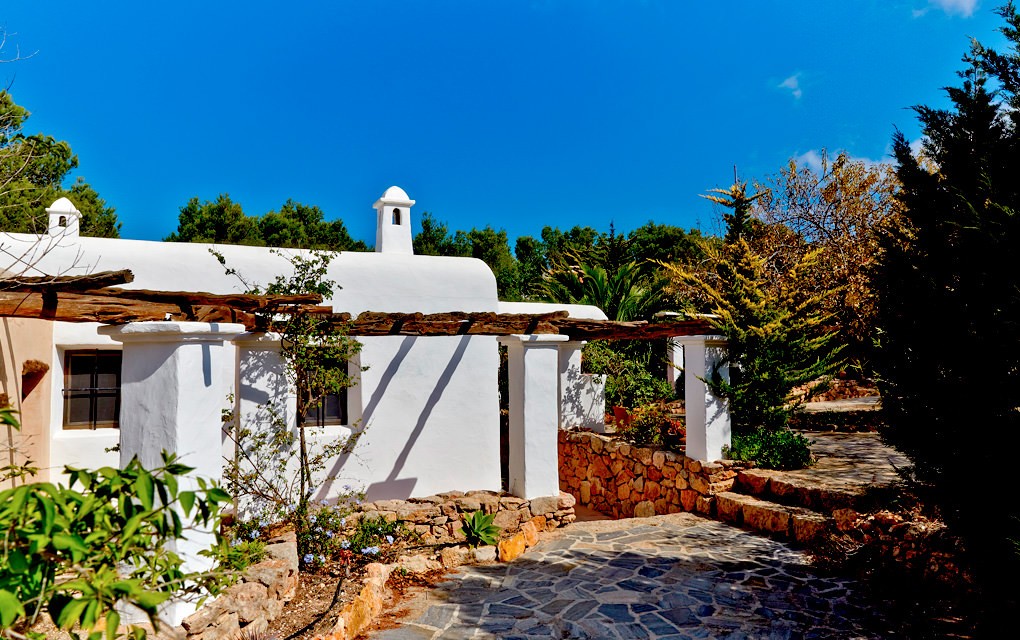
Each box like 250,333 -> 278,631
368,512 -> 900,639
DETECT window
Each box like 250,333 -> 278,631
303,359 -> 350,427
63,350 -> 121,429
392,208 -> 401,225
305,390 -> 348,426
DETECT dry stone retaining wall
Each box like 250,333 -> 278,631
182,529 -> 298,639
356,489 -> 576,546
559,430 -> 751,519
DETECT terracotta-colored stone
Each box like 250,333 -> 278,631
680,490 -> 698,511
580,480 -> 591,503
736,470 -> 772,495
644,480 -> 661,500
792,511 -> 829,543
694,495 -> 714,515
617,483 -> 630,500
498,533 -> 528,562
521,520 -> 539,546
742,501 -> 792,537
530,514 -> 548,531
646,466 -> 663,482
714,492 -> 746,524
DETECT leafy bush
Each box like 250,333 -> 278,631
215,539 -> 267,573
0,449 -> 231,637
458,510 -> 500,548
726,428 -> 813,470
582,340 -> 674,409
617,403 -> 686,452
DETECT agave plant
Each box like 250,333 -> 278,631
458,510 -> 501,548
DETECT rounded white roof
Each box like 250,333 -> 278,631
381,186 -> 410,201
45,197 -> 81,215
7,237 -> 499,314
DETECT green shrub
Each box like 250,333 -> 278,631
0,447 -> 231,637
583,340 -> 673,409
619,403 -> 685,452
458,510 -> 500,548
725,427 -> 813,470
215,539 -> 267,573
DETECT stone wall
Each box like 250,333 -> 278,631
356,489 -> 576,545
182,529 -> 299,639
558,430 -> 751,519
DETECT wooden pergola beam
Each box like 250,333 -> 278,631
0,270 -> 134,292
0,291 -> 255,326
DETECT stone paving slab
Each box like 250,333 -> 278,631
368,513 -> 902,639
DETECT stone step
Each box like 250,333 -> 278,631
735,469 -> 865,513
715,491 -> 830,544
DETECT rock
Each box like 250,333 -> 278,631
187,611 -> 239,640
264,540 -> 298,574
634,501 -> 656,518
498,533 -> 528,562
397,553 -> 440,573
530,515 -> 548,531
453,497 -> 482,513
217,581 -> 270,624
473,546 -> 498,563
521,520 -> 539,546
580,480 -> 591,503
652,451 -> 666,468
529,495 -> 559,516
558,491 -> 576,510
440,546 -> 471,568
493,508 -> 522,531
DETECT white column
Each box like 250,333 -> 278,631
99,321 -> 245,626
558,340 -> 607,433
666,338 -> 685,392
675,335 -> 730,462
499,334 -> 569,499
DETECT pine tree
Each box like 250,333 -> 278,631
662,182 -> 841,467
874,3 -> 1020,602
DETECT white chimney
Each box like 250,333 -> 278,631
46,197 -> 81,238
373,186 -> 414,254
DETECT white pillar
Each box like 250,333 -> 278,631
558,340 -> 606,433
99,321 -> 245,626
499,334 -> 569,499
675,335 -> 730,462
666,338 -> 685,392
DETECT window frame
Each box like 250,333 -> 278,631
302,358 -> 350,428
62,349 -> 122,430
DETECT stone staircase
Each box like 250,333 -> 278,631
713,468 -> 871,545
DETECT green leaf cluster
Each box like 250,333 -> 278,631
0,91 -> 120,237
165,195 -> 367,251
0,436 -> 231,637
662,182 -> 842,467
458,510 -> 500,548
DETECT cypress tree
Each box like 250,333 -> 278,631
874,2 -> 1020,620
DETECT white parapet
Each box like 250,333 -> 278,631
674,335 -> 730,462
499,334 -> 570,500
558,341 -> 606,432
98,321 -> 246,626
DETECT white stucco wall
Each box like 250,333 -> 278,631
1,231 -> 505,498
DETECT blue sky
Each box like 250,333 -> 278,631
0,0 -> 1009,245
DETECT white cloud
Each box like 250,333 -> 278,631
794,149 -> 892,173
778,74 -> 803,99
917,0 -> 979,17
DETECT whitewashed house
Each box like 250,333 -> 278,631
0,187 -> 610,503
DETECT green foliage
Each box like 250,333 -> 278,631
0,91 -> 120,237
583,340 -> 674,409
873,2 -> 1020,596
458,510 -> 500,548
662,182 -> 843,438
0,445 -> 231,637
542,260 -> 668,322
214,539 -> 267,573
618,403 -> 685,452
166,195 -> 367,250
725,428 -> 813,470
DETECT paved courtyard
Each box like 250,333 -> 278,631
369,512 -> 902,639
